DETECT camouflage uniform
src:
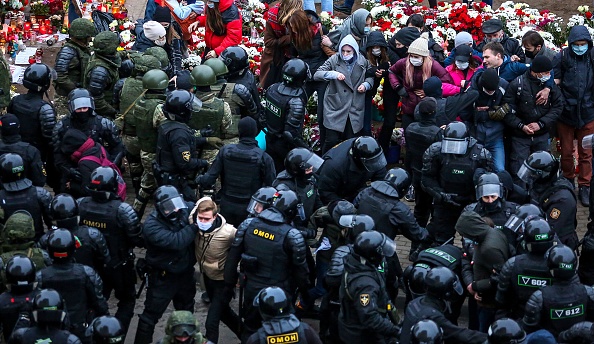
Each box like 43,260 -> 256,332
0,55 -> 11,112
193,90 -> 233,163
157,311 -> 204,344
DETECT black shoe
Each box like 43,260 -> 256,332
579,186 -> 590,207
201,292 -> 211,304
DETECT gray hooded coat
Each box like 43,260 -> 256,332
327,9 -> 370,55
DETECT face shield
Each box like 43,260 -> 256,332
157,196 -> 187,218
246,198 -> 266,216
360,151 -> 387,172
583,134 -> 594,149
441,138 -> 469,155
504,214 -> 524,233
517,162 -> 539,185
69,97 -> 95,113
475,183 -> 502,200
301,154 -> 324,174
378,233 -> 396,258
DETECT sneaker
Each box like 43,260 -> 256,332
404,185 -> 415,202
579,186 -> 590,207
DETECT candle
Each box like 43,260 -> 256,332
45,19 -> 51,26
24,22 -> 31,31
39,25 -> 48,34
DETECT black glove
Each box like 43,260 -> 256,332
68,168 -> 82,182
197,159 -> 209,169
200,126 -> 214,137
397,86 -> 408,98
439,193 -> 461,207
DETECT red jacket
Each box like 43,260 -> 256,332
197,0 -> 242,55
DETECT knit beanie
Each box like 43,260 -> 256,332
143,21 -> 166,41
480,68 -> 500,91
0,114 -> 20,137
530,55 -> 553,73
176,70 -> 194,91
153,6 -> 172,23
394,27 -> 421,47
423,76 -> 443,98
408,37 -> 430,57
454,31 -> 473,48
418,97 -> 437,115
238,117 -> 258,138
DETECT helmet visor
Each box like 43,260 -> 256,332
70,97 -> 95,112
171,324 -> 197,337
303,154 -> 324,173
246,198 -> 266,216
517,162 -> 538,185
379,234 -> 396,257
338,214 -> 357,228
452,275 -> 464,296
158,196 -> 187,217
476,184 -> 501,199
583,134 -> 594,149
441,138 -> 468,155
360,151 -> 387,172
504,214 -> 523,233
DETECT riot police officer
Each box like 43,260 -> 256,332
197,116 -> 276,226
86,316 -> 125,344
317,136 -> 387,204
264,58 -> 310,172
496,217 -> 556,319
83,31 -> 121,119
132,69 -> 169,217
411,320 -> 443,344
112,59 -> 134,111
154,90 -> 207,202
518,151 -> 578,249
503,203 -> 545,239
77,167 -> 142,331
354,167 -> 430,259
466,172 -> 518,227
157,311 -> 205,344
8,289 -> 82,344
115,55 -> 161,114
422,121 -> 493,244
134,186 -> 199,344
0,256 -> 40,342
52,88 -> 124,191
7,63 -> 57,188
246,186 -> 278,217
338,231 -> 399,344
0,114 -> 46,187
37,230 -> 109,342
522,245 -> 594,337
487,318 -> 527,344
0,153 -> 52,240
224,190 -> 310,341
400,267 -> 487,344
246,287 -> 322,344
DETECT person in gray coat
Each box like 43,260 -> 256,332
314,34 -> 374,153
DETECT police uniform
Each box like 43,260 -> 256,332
53,39 -> 91,118
0,185 -> 52,241
246,315 -> 321,344
0,288 -> 40,342
273,171 -> 323,231
9,326 -> 82,344
191,90 -> 232,163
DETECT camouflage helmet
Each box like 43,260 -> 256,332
3,210 -> 35,243
69,18 -> 96,39
142,69 -> 169,91
134,55 -> 161,76
144,47 -> 170,71
190,65 -> 216,87
203,58 -> 229,77
164,311 -> 203,342
93,31 -> 120,56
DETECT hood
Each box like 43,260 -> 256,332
61,129 -> 91,157
568,25 -> 593,47
194,196 -> 226,231
366,30 -> 387,49
218,0 -> 234,13
413,105 -> 438,124
339,34 -> 360,60
455,211 -> 490,242
348,9 -> 370,38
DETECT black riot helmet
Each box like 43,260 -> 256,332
47,229 -> 77,262
424,266 -> 464,301
351,137 -> 387,172
32,289 -> 67,327
87,316 -> 125,344
545,244 -> 577,280
284,148 -> 323,178
5,255 -> 36,292
68,88 -> 96,120
270,190 -> 300,222
441,122 -> 469,155
247,187 -> 277,216
23,63 -> 55,92
517,151 -> 559,185
504,204 -> 544,234
338,214 -> 375,242
354,231 -> 396,267
487,318 -> 526,344
412,319 -> 444,344
281,58 -> 310,88
219,46 -> 249,76
384,168 -> 411,198
154,185 -> 187,220
164,90 -> 202,123
87,166 -> 119,201
50,193 -> 79,229
118,59 -> 135,79
405,263 -> 431,299
253,286 -> 292,321
475,172 -> 504,200
0,153 -> 32,191
523,217 -> 555,253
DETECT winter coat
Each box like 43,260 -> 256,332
295,13 -> 329,74
327,9 -> 370,56
477,34 -> 526,63
196,0 -> 242,55
525,45 -> 557,64
553,25 -> 594,128
365,31 -> 391,95
61,129 -> 103,197
388,57 -> 456,116
314,35 -> 373,133
445,55 -> 482,89
444,46 -> 483,67
259,3 -> 293,88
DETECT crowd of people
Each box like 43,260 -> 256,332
1,0 -> 594,343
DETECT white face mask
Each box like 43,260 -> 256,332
372,48 -> 381,56
207,2 -> 215,8
455,61 -> 469,70
538,74 -> 551,83
409,57 -> 423,67
342,53 -> 354,61
154,37 -> 166,46
197,220 -> 213,231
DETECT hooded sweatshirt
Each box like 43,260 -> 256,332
328,9 -> 370,55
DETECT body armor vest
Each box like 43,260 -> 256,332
120,77 -> 144,136
156,121 -> 196,173
72,226 -> 98,269
0,187 -> 43,238
511,254 -> 552,316
0,246 -> 46,276
264,83 -> 291,136
188,97 -> 225,138
0,290 -> 36,341
84,56 -> 119,104
213,82 -> 240,138
257,322 -> 307,344
275,173 -> 317,227
54,41 -> 90,96
357,187 -> 399,239
416,245 -> 461,272
439,143 -> 482,196
406,122 -> 441,177
21,327 -> 71,343
40,264 -> 88,325
9,94 -> 46,148
134,94 -> 166,153
0,141 -> 28,159
222,145 -> 264,200
542,283 -> 588,336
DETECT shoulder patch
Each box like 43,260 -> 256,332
549,208 -> 561,220
360,293 -> 370,307
182,151 -> 191,162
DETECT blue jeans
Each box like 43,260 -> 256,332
308,259 -> 329,301
303,0 -> 333,13
484,137 -> 505,172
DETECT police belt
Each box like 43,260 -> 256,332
153,162 -> 183,186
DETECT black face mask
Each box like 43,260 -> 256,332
481,199 -> 502,213
395,47 -> 408,58
72,110 -> 92,125
525,49 -> 537,59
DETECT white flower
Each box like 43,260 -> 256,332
120,30 -> 131,43
109,20 -> 118,28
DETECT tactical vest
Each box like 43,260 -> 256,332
0,290 -> 36,341
264,83 -> 291,136
541,283 -> 588,336
243,219 -> 290,289
54,41 -> 90,96
406,123 -> 441,176
72,226 -> 98,269
357,187 -> 399,239
134,95 -> 167,153
275,174 -> 317,227
188,97 -> 225,138
536,177 -> 576,206
439,143 -> 482,196
21,327 -> 71,343
257,323 -> 307,344
214,82 -> 240,138
416,245 -> 461,272
78,197 -> 128,263
40,264 -> 88,325
0,187 -> 43,238
156,121 -> 196,173
84,55 -> 119,105
222,145 -> 264,200
511,254 -> 552,314
9,93 -> 46,148
120,77 -> 144,135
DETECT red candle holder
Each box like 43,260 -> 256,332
39,25 -> 48,34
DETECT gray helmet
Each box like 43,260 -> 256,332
203,58 -> 229,77
142,69 -> 169,91
191,65 -> 216,87
93,31 -> 120,55
134,55 -> 161,76
69,18 -> 96,39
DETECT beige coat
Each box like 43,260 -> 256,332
194,214 -> 237,281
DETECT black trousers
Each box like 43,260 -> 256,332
266,135 -> 291,174
219,198 -> 249,227
323,117 -> 358,154
426,203 -> 464,244
377,85 -> 400,155
98,262 -> 136,332
413,180 -> 433,228
304,80 -> 328,152
203,274 -> 241,343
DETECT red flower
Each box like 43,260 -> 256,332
417,0 -> 422,3
479,1 -> 486,8
587,12 -> 593,19
119,24 -> 124,30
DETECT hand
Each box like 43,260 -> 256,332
357,84 -> 366,93
474,293 -> 482,301
336,73 -> 346,81
200,126 -> 214,137
536,87 -> 550,105
460,79 -> 466,88
476,106 -> 490,111
375,69 -> 384,77
526,122 -> 541,132
68,168 -> 82,182
440,193 -> 461,207
205,50 -> 217,60
397,87 -> 408,98
522,125 -> 534,135
510,54 -> 520,62
188,21 -> 200,32
206,137 -> 224,149
321,35 -> 332,47
467,283 -> 475,295
414,89 -> 425,98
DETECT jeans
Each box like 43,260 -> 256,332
303,0 -> 333,13
509,134 -> 550,184
557,120 -> 594,186
484,137 -> 505,172
308,259 -> 329,301
477,306 -> 496,333
203,274 -> 241,343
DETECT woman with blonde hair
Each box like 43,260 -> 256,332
259,0 -> 303,89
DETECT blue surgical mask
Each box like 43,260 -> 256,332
538,75 -> 551,83
197,221 -> 213,231
207,2 -> 215,8
363,27 -> 370,35
572,44 -> 588,56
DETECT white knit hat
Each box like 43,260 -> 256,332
407,37 -> 430,57
143,21 -> 166,41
